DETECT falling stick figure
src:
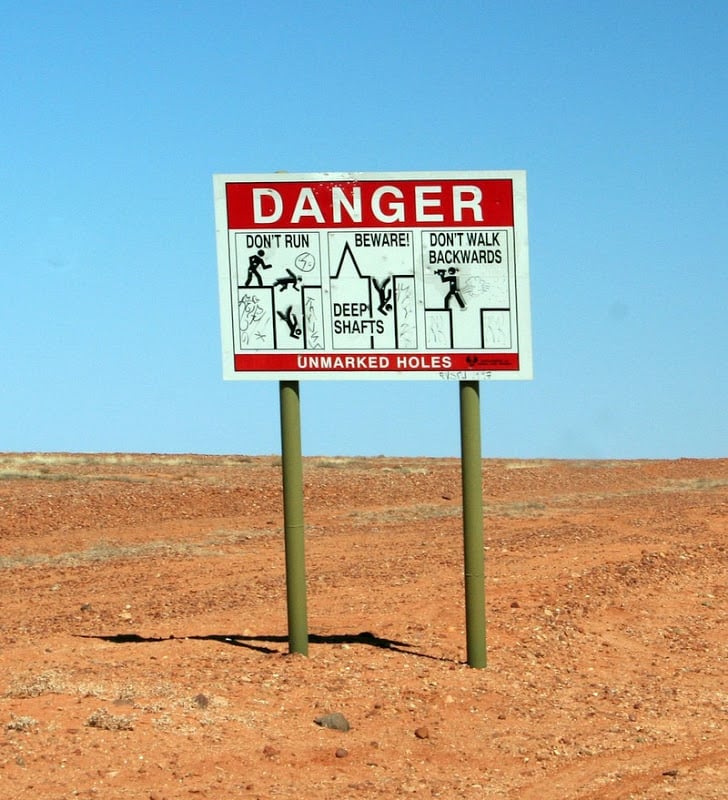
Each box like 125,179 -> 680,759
372,277 -> 393,314
273,268 -> 300,292
245,249 -> 272,287
277,305 -> 302,339
436,267 -> 465,309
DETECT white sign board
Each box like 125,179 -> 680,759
214,171 -> 532,380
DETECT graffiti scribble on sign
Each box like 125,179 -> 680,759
239,293 -> 268,346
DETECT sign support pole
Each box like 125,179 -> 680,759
279,380 -> 309,656
459,380 -> 487,668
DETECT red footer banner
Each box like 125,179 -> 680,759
233,352 -> 519,373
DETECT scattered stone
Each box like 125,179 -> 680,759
86,708 -> 135,731
314,712 -> 351,732
335,747 -> 349,758
262,745 -> 280,758
414,726 -> 430,739
80,603 -> 93,612
662,769 -> 679,778
510,600 -> 520,608
193,693 -> 210,709
112,695 -> 134,707
6,715 -> 38,732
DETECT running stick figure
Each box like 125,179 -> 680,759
245,249 -> 272,287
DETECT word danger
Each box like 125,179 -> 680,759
253,185 -> 482,225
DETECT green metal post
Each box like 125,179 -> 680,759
459,380 -> 487,668
279,380 -> 309,656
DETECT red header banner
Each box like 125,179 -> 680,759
226,178 -> 514,229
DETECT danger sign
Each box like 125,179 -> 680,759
214,171 -> 532,381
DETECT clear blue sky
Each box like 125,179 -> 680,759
1,1 -> 726,459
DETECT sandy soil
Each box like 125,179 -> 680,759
0,453 -> 726,799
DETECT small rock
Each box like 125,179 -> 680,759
86,708 -> 134,731
262,745 -> 280,758
6,716 -> 37,732
314,712 -> 350,732
193,693 -> 209,709
414,726 -> 430,739
510,600 -> 520,608
335,748 -> 348,758
662,769 -> 679,778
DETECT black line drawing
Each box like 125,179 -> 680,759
277,305 -> 302,339
304,295 -> 323,349
294,252 -> 316,272
462,275 -> 490,297
427,314 -> 448,347
238,292 -> 268,345
436,267 -> 465,309
273,268 -> 300,292
372,276 -> 393,315
486,318 -> 506,346
483,308 -> 512,348
395,281 -> 416,348
245,249 -> 272,287
329,239 -> 416,350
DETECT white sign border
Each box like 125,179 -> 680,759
214,170 -> 532,381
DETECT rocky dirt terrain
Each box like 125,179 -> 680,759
0,453 -> 726,799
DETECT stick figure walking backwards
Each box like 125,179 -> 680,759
436,267 -> 465,310
245,249 -> 272,287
